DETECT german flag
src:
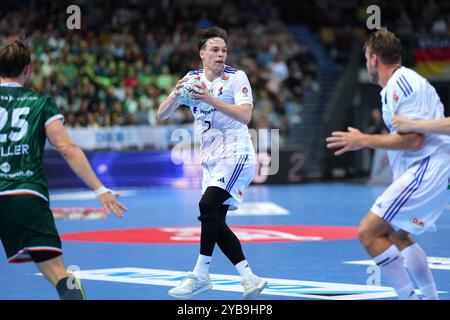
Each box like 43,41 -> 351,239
415,46 -> 450,77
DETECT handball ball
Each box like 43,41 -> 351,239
177,75 -> 203,107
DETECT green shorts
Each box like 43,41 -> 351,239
0,195 -> 62,263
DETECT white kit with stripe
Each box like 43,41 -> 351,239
372,66 -> 450,234
184,65 -> 256,209
380,66 -> 450,179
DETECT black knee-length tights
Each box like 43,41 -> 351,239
198,186 -> 245,265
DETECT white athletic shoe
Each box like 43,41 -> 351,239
168,272 -> 213,299
241,274 -> 267,299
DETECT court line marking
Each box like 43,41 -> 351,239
37,267 -> 401,300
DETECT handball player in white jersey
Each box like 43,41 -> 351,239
327,28 -> 450,300
158,26 -> 266,299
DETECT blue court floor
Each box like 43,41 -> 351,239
1,183 -> 449,300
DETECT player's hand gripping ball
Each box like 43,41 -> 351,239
177,75 -> 203,108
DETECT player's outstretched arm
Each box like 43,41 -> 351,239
393,115 -> 450,135
157,77 -> 188,120
45,120 -> 128,218
326,127 -> 424,156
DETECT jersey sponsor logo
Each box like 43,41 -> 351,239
61,225 -> 357,244
192,105 -> 215,114
16,96 -> 38,101
0,169 -> 33,178
412,218 -> 425,227
0,95 -> 14,102
38,267 -> 402,300
199,107 -> 215,114
217,177 -> 225,183
0,162 -> 10,173
0,95 -> 37,102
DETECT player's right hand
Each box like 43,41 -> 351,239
326,127 -> 365,156
97,192 -> 128,218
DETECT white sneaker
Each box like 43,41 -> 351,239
168,272 -> 213,299
241,274 -> 267,299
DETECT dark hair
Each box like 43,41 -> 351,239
197,26 -> 228,51
363,27 -> 402,64
0,40 -> 31,78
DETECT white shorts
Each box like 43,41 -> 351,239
371,153 -> 450,235
202,154 -> 255,210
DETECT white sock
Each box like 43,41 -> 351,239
192,254 -> 211,280
235,260 -> 253,278
420,283 -> 438,300
401,243 -> 438,300
374,245 -> 418,300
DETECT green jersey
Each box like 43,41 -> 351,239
0,83 -> 63,201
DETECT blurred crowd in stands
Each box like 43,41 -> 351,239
285,0 -> 450,66
1,0 -> 449,139
0,0 -> 317,138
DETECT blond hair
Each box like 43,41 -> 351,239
363,27 -> 402,64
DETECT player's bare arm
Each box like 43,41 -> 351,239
45,120 -> 128,217
192,81 -> 252,125
157,77 -> 188,120
326,126 -> 424,156
393,115 -> 450,134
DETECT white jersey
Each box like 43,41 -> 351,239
380,66 -> 450,179
185,65 -> 255,164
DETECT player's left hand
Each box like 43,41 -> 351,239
326,127 -> 365,156
392,115 -> 412,133
192,81 -> 213,104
